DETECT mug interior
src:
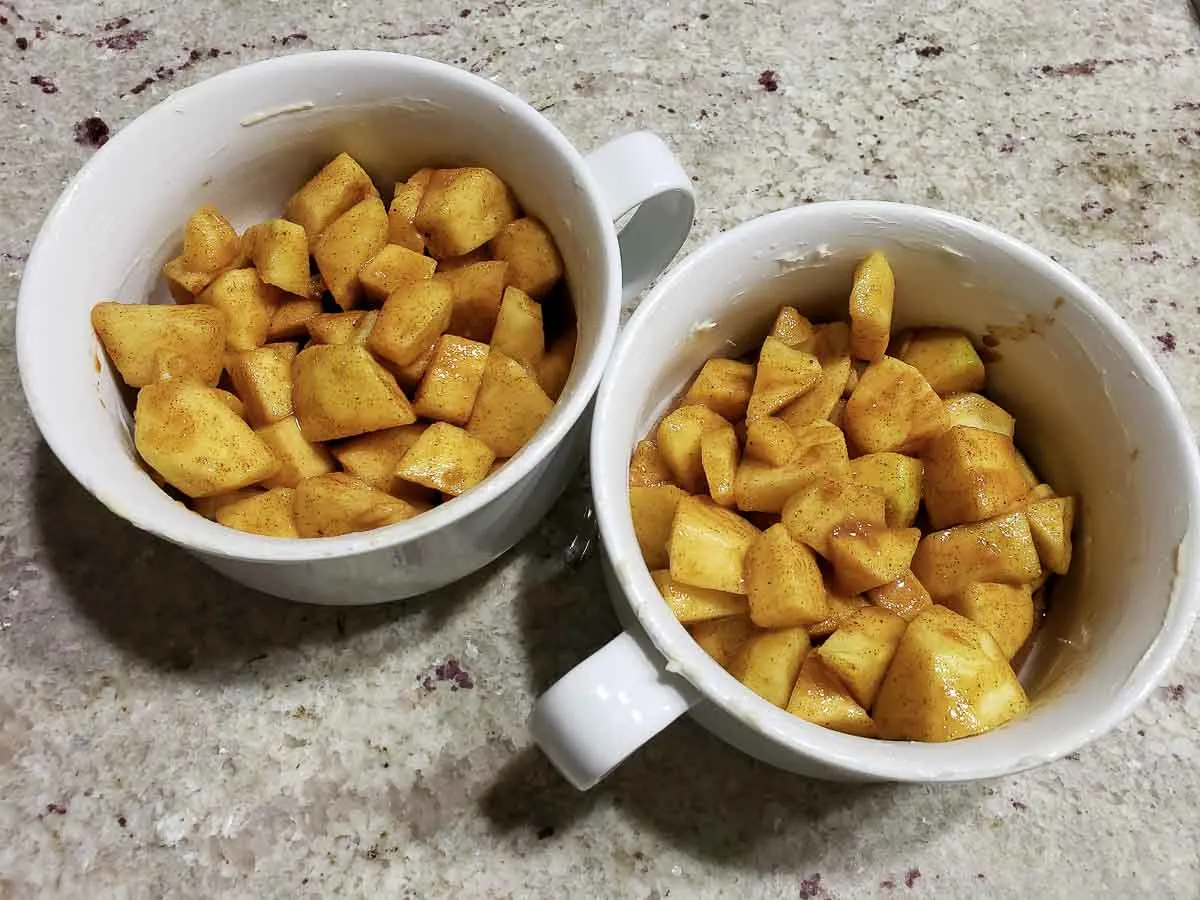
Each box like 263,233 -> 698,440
594,202 -> 1200,780
18,51 -> 618,562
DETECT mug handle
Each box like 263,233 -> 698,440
583,132 -> 695,302
530,628 -> 701,790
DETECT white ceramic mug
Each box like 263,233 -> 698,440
16,51 -> 694,605
531,202 -> 1200,789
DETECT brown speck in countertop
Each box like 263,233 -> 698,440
894,32 -> 908,44
73,116 -> 110,148
1011,800 -> 1028,811
916,45 -> 944,58
1066,751 -> 1081,760
1154,332 -> 1176,353
16,35 -> 28,50
881,879 -> 896,890
1166,683 -> 1185,700
757,69 -> 779,92
45,803 -> 67,815
102,16 -> 132,30
904,868 -> 922,888
29,75 -> 57,94
0,15 -> 7,25
460,7 -> 471,15
273,32 -> 308,46
117,815 -> 127,827
1039,57 -> 1125,77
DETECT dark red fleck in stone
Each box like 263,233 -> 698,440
16,36 -> 28,50
904,868 -> 922,888
977,874 -> 986,880
798,873 -> 823,899
30,75 -> 57,94
895,32 -> 908,44
0,15 -> 7,25
279,32 -> 308,46
460,8 -> 471,16
74,116 -> 110,148
421,657 -> 475,691
916,46 -> 944,58
104,16 -> 132,31
130,77 -> 154,94
758,69 -> 779,92
117,815 -> 127,827
1155,333 -> 1177,353
1167,683 -> 1185,700
1012,799 -> 1028,810
46,803 -> 67,815
1041,58 -> 1113,77
95,30 -> 149,52
1066,751 -> 1081,760
699,12 -> 709,19
881,880 -> 896,890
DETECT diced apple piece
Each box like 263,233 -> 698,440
92,302 -> 225,388
489,216 -> 564,298
806,586 -> 870,638
1024,496 -> 1076,575
777,355 -> 851,428
537,322 -> 576,401
910,511 -> 1042,600
849,452 -> 923,527
629,438 -> 674,488
683,358 -> 756,421
394,421 -> 495,497
844,356 -> 949,454
215,487 -> 299,538
944,582 -> 1035,660
668,496 -> 760,594
292,344 -> 416,441
922,425 -> 1031,529
268,297 -> 323,341
745,524 -> 829,627
1014,449 -> 1040,490
466,350 -> 554,457
769,306 -> 815,348
734,422 -> 850,513
656,404 -> 731,494
652,570 -> 747,623
689,616 -> 759,670
873,605 -> 1029,741
743,417 -> 798,466
942,392 -> 1015,437
255,416 -> 337,489
786,655 -> 877,737
387,168 -> 433,253
286,152 -> 379,247
305,311 -> 369,345
243,219 -> 310,297
412,335 -> 490,426
367,279 -> 454,367
747,337 -> 821,420
312,196 -> 389,310
358,243 -> 437,304
192,488 -> 261,521
700,421 -> 740,507
490,286 -> 545,371
729,627 -> 811,708
438,260 -> 510,342
848,251 -> 894,362
227,342 -> 298,426
176,206 -> 241,276
330,424 -> 427,492
134,379 -> 279,498
867,569 -> 933,621
803,321 -> 852,361
816,606 -> 908,709
781,476 -> 887,557
898,328 -> 986,396
198,268 -> 280,351
414,167 -> 519,259
162,256 -> 217,304
293,473 -> 424,537
828,526 -> 921,594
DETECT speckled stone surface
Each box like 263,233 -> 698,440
1,0 -> 1198,896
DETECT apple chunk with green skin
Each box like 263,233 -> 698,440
873,605 -> 1029,741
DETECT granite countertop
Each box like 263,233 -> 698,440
2,0 -> 1198,896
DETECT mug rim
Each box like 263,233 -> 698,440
591,200 -> 1200,780
17,50 -> 622,563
